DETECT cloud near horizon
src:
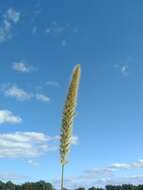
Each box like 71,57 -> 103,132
0,172 -> 28,181
53,159 -> 143,189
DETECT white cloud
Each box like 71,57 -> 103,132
25,159 -> 39,166
114,64 -> 129,77
6,8 -> 20,24
2,84 -> 51,103
46,81 -> 60,88
121,65 -> 128,76
45,22 -> 78,47
109,160 -> 143,170
0,172 -> 27,181
35,94 -> 50,102
12,61 -> 33,73
0,132 -> 78,158
92,175 -> 143,187
46,22 -> 65,34
0,110 -> 22,124
64,175 -> 143,189
0,8 -> 20,42
0,132 -> 49,158
84,160 -> 143,179
3,85 -> 32,101
71,136 -> 78,145
53,159 -> 143,189
45,22 -> 78,36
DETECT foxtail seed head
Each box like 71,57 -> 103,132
60,64 -> 81,165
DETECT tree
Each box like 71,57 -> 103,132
106,185 -> 117,190
122,185 -> 134,190
6,181 -> 15,190
45,182 -> 53,190
88,188 -> 97,190
75,188 -> 85,190
0,181 -> 5,190
88,187 -> 104,190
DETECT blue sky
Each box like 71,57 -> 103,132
0,0 -> 143,189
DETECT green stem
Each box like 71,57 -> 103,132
61,164 -> 64,190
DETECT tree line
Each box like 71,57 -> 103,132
0,180 -> 53,190
75,185 -> 143,190
1,182 -> 143,190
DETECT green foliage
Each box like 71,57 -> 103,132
0,182 -> 143,190
88,187 -> 104,190
75,187 -> 85,190
105,185 -> 142,190
0,181 -> 53,190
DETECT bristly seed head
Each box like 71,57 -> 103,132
60,64 -> 81,165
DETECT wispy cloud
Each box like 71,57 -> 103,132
114,64 -> 129,77
91,175 -> 143,187
3,85 -> 32,101
25,159 -> 39,166
45,22 -> 78,36
2,84 -> 50,103
0,132 -> 78,158
121,65 -> 129,76
35,94 -> 50,102
46,22 -> 65,34
0,172 -> 27,181
84,159 -> 143,179
12,60 -> 34,73
46,81 -> 60,88
45,22 -> 78,47
0,110 -> 22,124
6,8 -> 20,23
53,159 -> 143,189
0,8 -> 20,42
